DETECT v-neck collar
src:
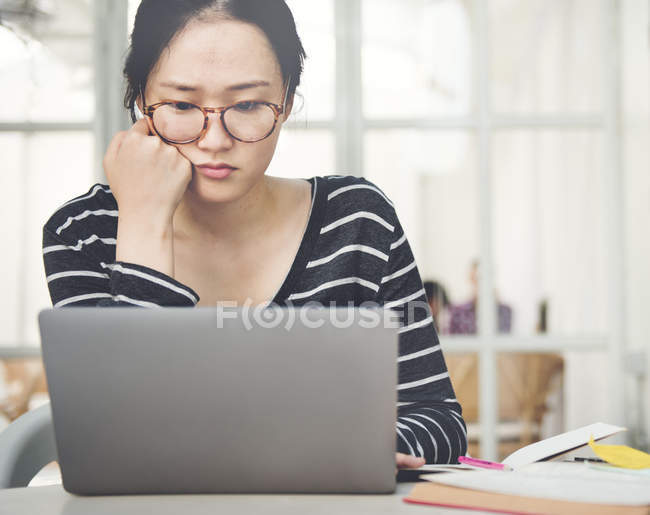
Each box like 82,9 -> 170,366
271,176 -> 327,304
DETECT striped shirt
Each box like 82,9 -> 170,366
42,174 -> 468,464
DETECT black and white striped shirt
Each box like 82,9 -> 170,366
42,174 -> 467,463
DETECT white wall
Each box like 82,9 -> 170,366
621,0 -> 650,448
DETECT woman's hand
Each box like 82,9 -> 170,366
104,118 -> 193,276
396,452 -> 425,474
103,118 -> 192,226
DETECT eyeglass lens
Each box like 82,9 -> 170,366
152,102 -> 277,143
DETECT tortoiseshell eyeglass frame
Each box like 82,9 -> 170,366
139,76 -> 292,145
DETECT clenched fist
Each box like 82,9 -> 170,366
103,118 -> 192,225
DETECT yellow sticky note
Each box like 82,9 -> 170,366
588,435 -> 650,469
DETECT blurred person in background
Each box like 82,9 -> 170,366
449,260 -> 512,334
423,280 -> 450,335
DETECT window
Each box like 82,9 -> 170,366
2,0 -> 647,457
0,2 -> 95,349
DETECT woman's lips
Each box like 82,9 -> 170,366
195,164 -> 236,180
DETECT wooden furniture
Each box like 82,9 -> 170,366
445,352 -> 564,459
0,359 -> 48,422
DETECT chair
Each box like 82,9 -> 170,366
446,352 -> 564,459
0,403 -> 57,488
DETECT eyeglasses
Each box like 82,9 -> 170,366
141,77 -> 291,144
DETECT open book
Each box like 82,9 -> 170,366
500,422 -> 626,469
408,422 -> 626,476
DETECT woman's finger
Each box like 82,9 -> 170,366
103,131 -> 128,170
396,452 -> 426,469
130,117 -> 152,135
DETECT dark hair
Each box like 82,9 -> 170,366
123,0 -> 306,122
423,280 -> 450,308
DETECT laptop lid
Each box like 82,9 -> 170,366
38,306 -> 398,494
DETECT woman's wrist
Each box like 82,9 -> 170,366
116,215 -> 175,277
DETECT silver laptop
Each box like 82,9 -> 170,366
38,306 -> 398,495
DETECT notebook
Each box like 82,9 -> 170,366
405,481 -> 650,515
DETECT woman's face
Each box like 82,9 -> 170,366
141,18 -> 291,204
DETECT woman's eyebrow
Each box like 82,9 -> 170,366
226,80 -> 271,91
158,80 -> 271,92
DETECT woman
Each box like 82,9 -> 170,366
42,0 -> 467,468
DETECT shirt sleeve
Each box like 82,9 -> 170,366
376,215 -> 467,464
42,226 -> 199,307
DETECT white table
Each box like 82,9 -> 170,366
0,483 -> 482,514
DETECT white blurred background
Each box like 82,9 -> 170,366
0,0 -> 648,461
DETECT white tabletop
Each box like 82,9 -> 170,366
0,483 -> 482,515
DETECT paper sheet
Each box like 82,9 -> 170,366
421,461 -> 650,506
589,463 -> 650,478
589,435 -> 650,470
